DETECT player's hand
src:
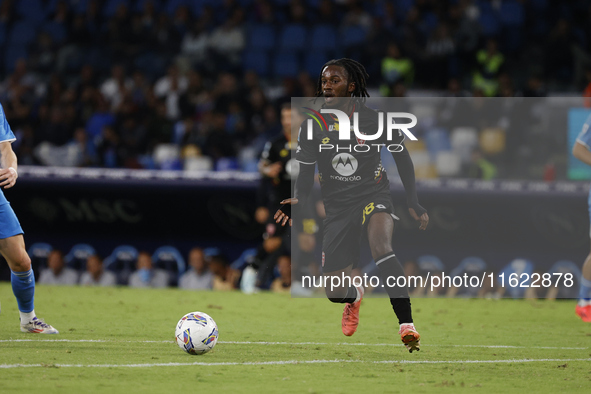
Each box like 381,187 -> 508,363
408,207 -> 429,230
274,198 -> 298,227
266,162 -> 283,178
0,167 -> 17,189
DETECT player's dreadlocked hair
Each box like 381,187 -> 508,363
315,58 -> 370,102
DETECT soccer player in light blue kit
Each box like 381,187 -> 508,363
572,114 -> 591,322
0,103 -> 58,333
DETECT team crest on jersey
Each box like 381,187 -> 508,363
356,130 -> 367,145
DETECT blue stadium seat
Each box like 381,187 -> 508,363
4,45 -> 28,74
498,258 -> 534,298
73,0 -> 92,13
0,21 -> 7,47
243,50 -> 270,77
152,246 -> 186,274
424,128 -> 451,160
340,25 -> 367,48
134,0 -> 163,12
42,21 -> 67,44
279,24 -> 307,51
164,0 -> 188,16
529,0 -> 548,11
215,157 -> 239,171
547,260 -> 581,298
65,243 -> 96,271
273,51 -> 299,78
27,243 -> 53,271
310,24 -> 337,52
499,0 -> 524,26
450,257 -> 487,278
152,246 -> 186,286
8,21 -> 37,47
304,51 -> 328,77
478,11 -> 500,37
417,255 -> 445,273
247,25 -> 276,51
103,0 -> 130,17
16,0 -> 46,22
395,0 -> 414,18
306,0 -> 321,8
230,248 -> 257,271
104,245 -> 139,285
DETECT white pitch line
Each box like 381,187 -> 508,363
0,358 -> 590,369
0,339 -> 587,350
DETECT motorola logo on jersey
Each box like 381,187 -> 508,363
331,153 -> 359,177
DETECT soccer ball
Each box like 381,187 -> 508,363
174,312 -> 219,355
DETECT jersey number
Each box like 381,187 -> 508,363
362,202 -> 375,225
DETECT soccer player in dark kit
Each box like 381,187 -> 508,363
274,59 -> 428,352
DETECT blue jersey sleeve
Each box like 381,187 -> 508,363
0,104 -> 15,143
576,113 -> 591,149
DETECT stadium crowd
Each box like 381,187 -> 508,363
26,241 -> 581,299
0,0 -> 590,177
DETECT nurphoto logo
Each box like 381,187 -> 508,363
301,108 -> 418,153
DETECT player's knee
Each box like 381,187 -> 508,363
371,243 -> 393,260
11,254 -> 31,272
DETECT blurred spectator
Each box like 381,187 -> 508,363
472,39 -> 504,97
209,253 -> 240,291
179,248 -> 214,290
180,21 -> 210,69
39,250 -> 79,285
424,23 -> 456,89
128,251 -> 169,288
79,254 -> 116,286
465,148 -> 497,180
381,43 -> 413,95
100,64 -> 133,111
270,256 -> 291,293
208,9 -> 245,70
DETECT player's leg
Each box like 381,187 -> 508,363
367,211 -> 420,352
322,211 -> 364,336
0,234 -> 58,334
576,239 -> 591,322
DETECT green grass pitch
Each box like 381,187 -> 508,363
1,284 -> 590,393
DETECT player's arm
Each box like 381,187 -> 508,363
391,143 -> 428,230
572,141 -> 591,166
258,142 -> 282,178
274,163 -> 315,227
0,141 -> 17,189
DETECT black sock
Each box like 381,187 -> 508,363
375,251 -> 413,324
327,285 -> 358,304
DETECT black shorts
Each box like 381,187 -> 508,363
321,190 -> 398,272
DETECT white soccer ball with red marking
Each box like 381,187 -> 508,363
174,312 -> 219,355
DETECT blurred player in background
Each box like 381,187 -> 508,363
0,103 -> 58,333
275,59 -> 428,352
572,116 -> 591,322
254,104 -> 318,289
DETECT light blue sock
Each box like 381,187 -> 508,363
579,276 -> 591,301
11,269 -> 35,313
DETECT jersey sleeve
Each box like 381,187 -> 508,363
295,119 -> 318,165
0,104 -> 16,143
576,113 -> 591,149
